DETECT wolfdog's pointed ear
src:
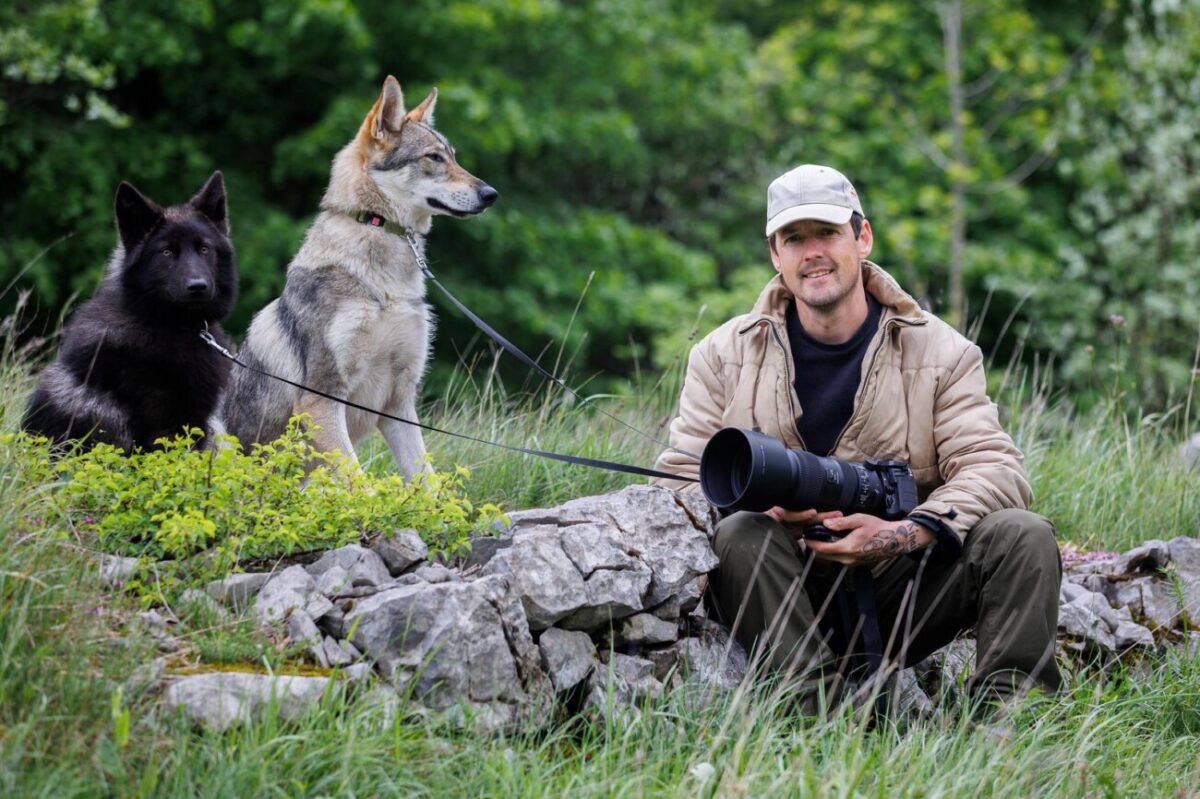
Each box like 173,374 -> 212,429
406,87 -> 437,126
114,182 -> 164,249
190,171 -> 229,234
368,75 -> 408,140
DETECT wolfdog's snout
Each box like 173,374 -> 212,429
478,184 -> 499,208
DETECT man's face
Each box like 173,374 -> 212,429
769,218 -> 873,312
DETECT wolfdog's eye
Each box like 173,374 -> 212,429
425,153 -> 444,163
161,248 -> 173,257
198,245 -> 209,254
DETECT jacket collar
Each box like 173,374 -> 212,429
745,261 -> 926,327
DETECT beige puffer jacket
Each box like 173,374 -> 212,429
652,262 -> 1031,551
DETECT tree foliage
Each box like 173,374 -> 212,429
1,0 -> 1196,407
1054,0 -> 1200,404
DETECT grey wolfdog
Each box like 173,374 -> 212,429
221,76 -> 497,476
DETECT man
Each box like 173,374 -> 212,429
653,164 -> 1061,713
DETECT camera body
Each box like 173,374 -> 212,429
699,427 -> 919,522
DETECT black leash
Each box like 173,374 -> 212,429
199,327 -> 694,484
394,224 -> 700,464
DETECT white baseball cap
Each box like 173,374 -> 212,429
765,164 -> 864,237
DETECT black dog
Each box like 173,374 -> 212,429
23,172 -> 237,451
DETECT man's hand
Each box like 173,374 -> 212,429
803,514 -> 935,567
765,507 -> 843,543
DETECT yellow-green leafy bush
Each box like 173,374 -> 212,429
3,417 -> 504,604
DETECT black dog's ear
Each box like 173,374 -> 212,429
190,171 -> 228,235
114,182 -> 164,249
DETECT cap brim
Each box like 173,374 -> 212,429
765,204 -> 854,237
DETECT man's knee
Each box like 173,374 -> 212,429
969,508 -> 1059,568
712,511 -> 795,570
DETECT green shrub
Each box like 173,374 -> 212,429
2,417 -> 505,605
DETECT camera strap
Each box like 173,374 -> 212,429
833,566 -> 885,682
850,567 -> 885,675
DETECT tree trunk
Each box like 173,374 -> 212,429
942,0 -> 968,331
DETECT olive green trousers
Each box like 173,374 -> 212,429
708,508 -> 1062,712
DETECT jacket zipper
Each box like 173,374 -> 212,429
763,319 -> 806,450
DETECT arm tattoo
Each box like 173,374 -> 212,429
860,522 -> 921,557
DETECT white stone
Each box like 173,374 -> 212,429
538,627 -> 596,692
162,673 -> 329,731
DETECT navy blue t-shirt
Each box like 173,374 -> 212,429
784,296 -> 883,455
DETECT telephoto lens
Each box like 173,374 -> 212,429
698,427 -> 918,518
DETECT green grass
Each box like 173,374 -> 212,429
3,352 -> 1200,796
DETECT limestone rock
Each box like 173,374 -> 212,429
647,626 -> 748,696
322,636 -> 361,667
255,565 -> 315,625
537,627 -> 596,692
137,609 -> 172,636
1069,588 -> 1124,631
344,574 -> 550,731
357,684 -> 401,728
305,592 -> 335,623
913,638 -> 976,700
1112,540 -> 1171,575
317,601 -> 347,639
585,653 -> 663,716
411,563 -> 457,584
890,667 -> 933,719
179,588 -> 229,621
480,526 -> 589,630
344,662 -> 374,683
99,554 -> 139,587
372,529 -> 428,575
1060,581 -> 1090,605
162,672 -> 330,732
462,536 -> 512,570
650,578 -> 703,621
1168,537 -> 1200,624
559,529 -> 652,630
306,545 -> 392,589
256,565 -> 334,628
1060,537 -> 1200,638
315,565 -> 352,597
287,611 -> 327,667
546,486 -> 719,608
614,613 -> 679,647
483,485 -> 718,631
205,572 -> 270,609
1059,599 -> 1116,651
1112,620 -> 1155,649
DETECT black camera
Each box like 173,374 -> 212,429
699,427 -> 919,531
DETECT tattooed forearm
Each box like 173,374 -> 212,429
860,522 -> 921,557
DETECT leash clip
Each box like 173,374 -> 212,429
404,232 -> 435,279
199,322 -> 233,359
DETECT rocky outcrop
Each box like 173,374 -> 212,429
161,485 -> 729,732
155,484 -> 1200,731
1060,537 -> 1200,647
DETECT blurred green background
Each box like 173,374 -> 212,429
2,0 -> 1197,408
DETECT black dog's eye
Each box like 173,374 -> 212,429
426,153 -> 444,163
198,245 -> 209,254
161,248 -> 173,257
